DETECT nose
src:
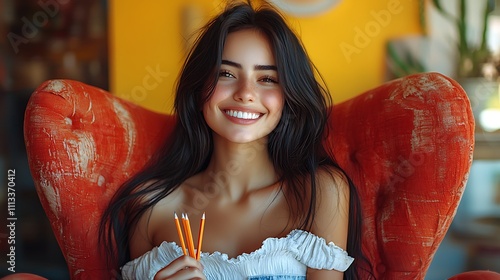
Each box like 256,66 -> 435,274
233,79 -> 255,103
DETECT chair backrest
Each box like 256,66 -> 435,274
24,72 -> 474,279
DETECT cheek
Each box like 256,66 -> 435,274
264,91 -> 285,115
203,86 -> 225,111
212,83 -> 232,98
202,102 -> 209,118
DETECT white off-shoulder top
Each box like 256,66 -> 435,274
121,229 -> 354,280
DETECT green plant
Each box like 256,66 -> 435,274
432,0 -> 496,78
387,42 -> 426,78
385,0 -> 428,79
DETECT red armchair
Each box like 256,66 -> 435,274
17,72 -> 497,279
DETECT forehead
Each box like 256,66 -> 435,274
222,29 -> 275,65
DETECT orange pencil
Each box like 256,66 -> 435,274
196,212 -> 205,260
174,212 -> 187,256
183,213 -> 196,258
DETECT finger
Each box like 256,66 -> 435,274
166,255 -> 204,272
156,266 -> 206,280
153,255 -> 204,280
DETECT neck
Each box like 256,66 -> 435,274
204,135 -> 278,201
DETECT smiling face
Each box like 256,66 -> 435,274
203,29 -> 285,144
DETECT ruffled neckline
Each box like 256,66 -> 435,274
122,228 -> 354,280
154,229 -> 350,264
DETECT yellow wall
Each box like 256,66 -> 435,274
110,0 -> 422,113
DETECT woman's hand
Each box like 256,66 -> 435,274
153,255 -> 206,280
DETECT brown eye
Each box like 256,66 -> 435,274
260,76 -> 278,84
219,70 -> 235,78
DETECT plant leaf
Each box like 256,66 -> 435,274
431,0 -> 456,21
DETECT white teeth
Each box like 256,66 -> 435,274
225,110 -> 260,120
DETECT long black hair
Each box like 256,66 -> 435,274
100,1 -> 372,279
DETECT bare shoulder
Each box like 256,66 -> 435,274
310,165 -> 350,248
128,179 -> 188,259
315,165 -> 350,199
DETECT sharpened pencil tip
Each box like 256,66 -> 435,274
202,212 -> 205,219
174,212 -> 178,219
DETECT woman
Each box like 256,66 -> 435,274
100,1 -> 371,279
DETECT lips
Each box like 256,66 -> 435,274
224,109 -> 261,120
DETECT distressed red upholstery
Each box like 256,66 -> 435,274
0,274 -> 48,280
22,72 -> 479,279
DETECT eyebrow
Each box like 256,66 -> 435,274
221,59 -> 277,71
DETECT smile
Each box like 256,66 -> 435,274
224,110 -> 260,120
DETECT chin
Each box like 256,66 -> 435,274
221,133 -> 268,145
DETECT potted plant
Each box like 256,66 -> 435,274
431,0 -> 500,133
431,0 -> 498,79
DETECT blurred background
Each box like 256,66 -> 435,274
0,0 -> 499,279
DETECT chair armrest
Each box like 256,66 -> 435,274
0,273 -> 48,280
